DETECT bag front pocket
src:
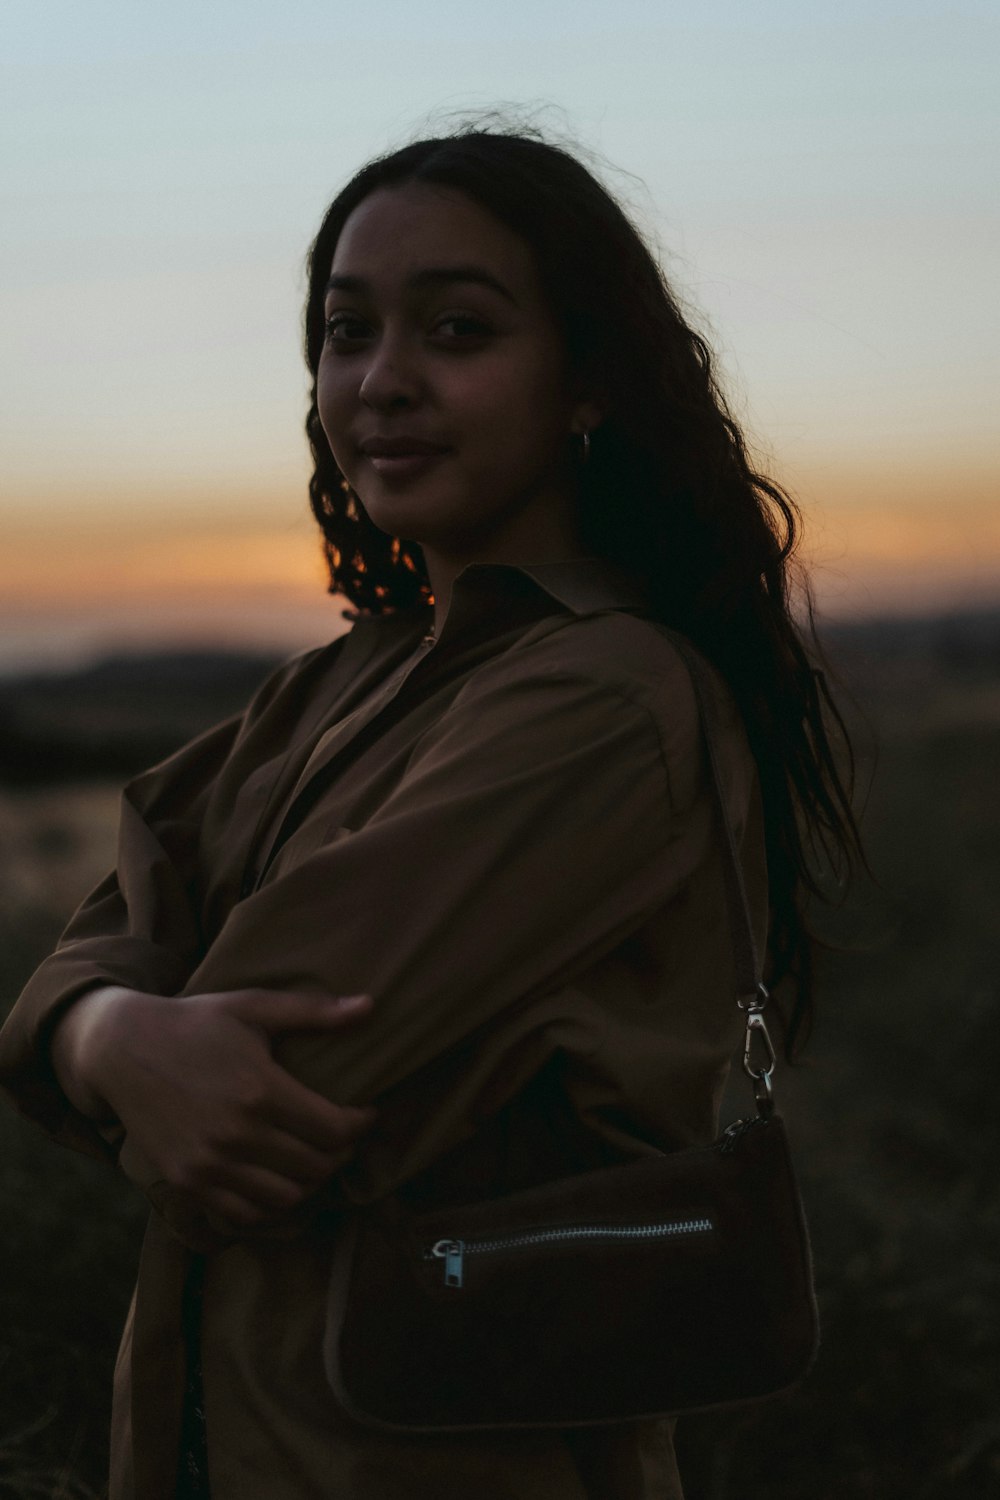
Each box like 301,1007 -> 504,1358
425,1214 -> 715,1288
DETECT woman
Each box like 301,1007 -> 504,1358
0,126 -> 858,1499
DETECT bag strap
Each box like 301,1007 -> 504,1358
655,628 -> 777,1116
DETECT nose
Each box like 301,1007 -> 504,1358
358,331 -> 422,411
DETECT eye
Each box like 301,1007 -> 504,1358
323,312 -> 371,347
431,314 -> 493,341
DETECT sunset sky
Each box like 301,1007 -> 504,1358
3,0 -> 997,671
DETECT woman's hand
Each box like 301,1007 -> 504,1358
50,985 -> 376,1230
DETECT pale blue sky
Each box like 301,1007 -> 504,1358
2,0 -> 998,662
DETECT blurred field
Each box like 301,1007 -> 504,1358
1,617 -> 999,1498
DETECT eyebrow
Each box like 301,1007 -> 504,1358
325,264 -> 518,305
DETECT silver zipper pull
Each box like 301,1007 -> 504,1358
431,1238 -> 464,1288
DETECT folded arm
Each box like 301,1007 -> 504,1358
185,664 -> 689,1108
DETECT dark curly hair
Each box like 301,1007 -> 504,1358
302,123 -> 861,1054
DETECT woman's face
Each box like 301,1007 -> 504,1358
316,182 -> 599,572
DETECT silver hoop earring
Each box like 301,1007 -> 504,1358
581,430 -> 591,465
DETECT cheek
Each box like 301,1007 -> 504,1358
453,350 -> 569,447
482,380 -> 571,469
316,363 -> 352,452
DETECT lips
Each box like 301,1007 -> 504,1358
358,435 -> 451,482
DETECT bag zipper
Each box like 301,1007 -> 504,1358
426,1215 -> 714,1289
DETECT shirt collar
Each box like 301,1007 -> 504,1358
443,558 -> 650,621
431,559 -> 649,645
350,557 -> 649,651
506,558 -> 648,615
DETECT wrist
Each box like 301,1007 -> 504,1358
50,985 -> 142,1121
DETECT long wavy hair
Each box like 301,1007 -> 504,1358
302,123 -> 862,1054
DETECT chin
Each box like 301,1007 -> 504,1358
358,489 -> 489,547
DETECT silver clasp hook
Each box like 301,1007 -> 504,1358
742,997 -> 776,1118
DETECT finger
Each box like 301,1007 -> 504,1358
202,1185 -> 337,1239
239,1127 -> 346,1187
257,1066 -> 378,1153
225,990 -> 373,1035
203,1190 -> 283,1232
202,1163 -> 313,1217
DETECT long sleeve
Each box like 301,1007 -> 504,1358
0,638 -> 347,1156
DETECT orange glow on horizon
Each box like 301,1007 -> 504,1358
1,528 -> 330,610
2,457 -> 997,634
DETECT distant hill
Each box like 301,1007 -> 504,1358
0,649 -> 284,784
818,607 -> 1000,739
0,609 -> 997,785
825,605 -> 1000,673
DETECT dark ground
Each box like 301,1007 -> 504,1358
1,611 -> 998,1498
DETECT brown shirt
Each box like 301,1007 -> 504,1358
0,559 -> 767,1500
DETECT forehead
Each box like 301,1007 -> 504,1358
329,182 -> 540,297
